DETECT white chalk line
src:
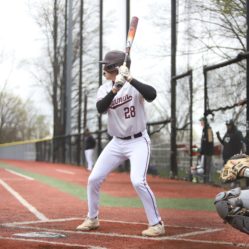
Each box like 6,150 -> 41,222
101,218 -> 211,230
0,236 -> 107,249
2,217 -> 245,247
168,228 -> 223,238
2,223 -> 245,247
0,178 -> 31,181
3,217 -> 81,226
5,169 -> 34,180
56,169 -> 75,175
2,217 -> 215,230
0,178 -> 48,221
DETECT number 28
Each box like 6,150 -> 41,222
124,106 -> 136,119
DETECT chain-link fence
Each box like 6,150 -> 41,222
203,52 -> 248,185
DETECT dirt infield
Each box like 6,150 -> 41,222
1,159 -> 249,249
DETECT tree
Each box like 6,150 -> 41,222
0,91 -> 50,143
30,0 -> 100,138
189,0 -> 246,129
190,0 -> 246,60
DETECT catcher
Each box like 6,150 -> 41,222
214,154 -> 249,234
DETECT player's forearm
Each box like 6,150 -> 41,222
96,90 -> 116,113
129,79 -> 157,102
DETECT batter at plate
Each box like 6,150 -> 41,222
76,50 -> 165,237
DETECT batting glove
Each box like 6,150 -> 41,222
113,74 -> 126,91
119,65 -> 133,82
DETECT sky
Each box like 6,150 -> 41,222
0,0 -> 52,119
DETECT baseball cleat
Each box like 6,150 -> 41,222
142,221 -> 165,237
76,217 -> 99,231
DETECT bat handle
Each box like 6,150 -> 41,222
123,51 -> 129,66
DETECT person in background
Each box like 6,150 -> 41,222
84,128 -> 96,171
216,119 -> 245,164
199,117 -> 214,183
216,119 -> 247,187
191,155 -> 204,183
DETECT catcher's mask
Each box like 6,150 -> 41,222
100,50 -> 131,73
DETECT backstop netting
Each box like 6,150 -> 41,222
204,54 -> 247,181
175,71 -> 193,180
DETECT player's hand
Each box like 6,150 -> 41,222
113,74 -> 126,91
119,65 -> 132,82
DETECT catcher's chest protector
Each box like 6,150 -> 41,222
214,187 -> 249,234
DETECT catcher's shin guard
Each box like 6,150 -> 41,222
214,187 -> 249,234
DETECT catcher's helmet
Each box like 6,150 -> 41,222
100,50 -> 131,72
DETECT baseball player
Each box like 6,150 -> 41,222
83,128 -> 96,171
215,154 -> 249,234
76,50 -> 165,237
199,117 -> 214,183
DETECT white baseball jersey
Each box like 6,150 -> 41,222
97,81 -> 147,137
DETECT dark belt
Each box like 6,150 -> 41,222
117,132 -> 142,140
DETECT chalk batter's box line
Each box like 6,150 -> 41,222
1,217 -> 230,244
0,236 -> 107,249
1,224 -> 242,248
2,217 -> 217,230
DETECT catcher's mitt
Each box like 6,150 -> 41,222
220,154 -> 249,183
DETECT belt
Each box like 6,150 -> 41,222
117,132 -> 142,140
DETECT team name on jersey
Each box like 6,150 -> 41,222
109,94 -> 133,109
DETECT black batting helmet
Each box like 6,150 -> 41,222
100,50 -> 131,72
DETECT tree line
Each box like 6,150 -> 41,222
0,0 -> 247,144
0,89 -> 50,143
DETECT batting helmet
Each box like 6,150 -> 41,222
100,50 -> 131,72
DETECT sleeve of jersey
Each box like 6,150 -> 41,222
129,79 -> 157,102
96,90 -> 116,114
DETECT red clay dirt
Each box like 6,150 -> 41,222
0,159 -> 249,249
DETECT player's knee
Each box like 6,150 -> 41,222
88,174 -> 101,188
131,178 -> 144,190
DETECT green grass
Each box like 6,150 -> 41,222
0,162 -> 215,211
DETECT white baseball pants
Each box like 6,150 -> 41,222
84,149 -> 95,171
87,132 -> 162,225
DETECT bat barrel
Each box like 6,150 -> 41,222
123,16 -> 139,65
130,16 -> 139,27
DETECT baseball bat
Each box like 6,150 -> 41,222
123,16 -> 139,65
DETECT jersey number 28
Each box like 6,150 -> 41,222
124,106 -> 136,119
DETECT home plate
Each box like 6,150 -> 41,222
13,231 -> 66,238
